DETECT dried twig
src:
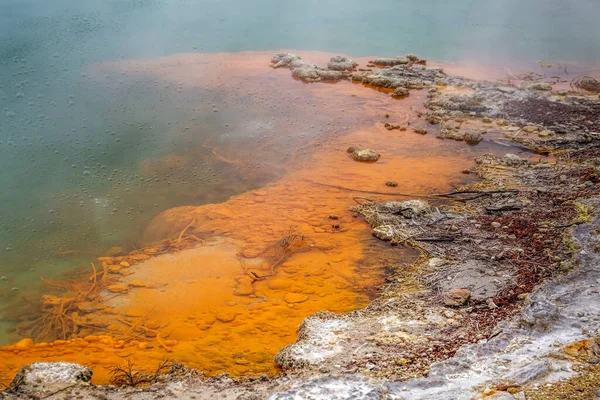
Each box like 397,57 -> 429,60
414,236 -> 456,242
177,219 -> 196,244
156,332 -> 173,353
485,205 -> 522,212
308,181 -> 432,198
85,262 -> 97,298
434,189 -> 519,201
109,359 -> 173,387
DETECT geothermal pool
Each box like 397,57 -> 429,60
1,0 -> 599,385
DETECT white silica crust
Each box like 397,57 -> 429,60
269,375 -> 383,400
17,362 -> 92,385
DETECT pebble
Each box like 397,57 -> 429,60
146,320 -> 161,330
107,284 -> 128,293
428,258 -> 447,268
77,302 -> 95,313
522,125 -> 539,133
372,225 -> 395,241
443,288 -> 471,307
284,292 -> 309,304
386,180 -> 399,187
491,222 -> 502,228
108,265 -> 121,273
216,310 -> 237,323
128,280 -> 149,288
347,147 -> 380,162
392,87 -> 410,98
464,131 -> 483,145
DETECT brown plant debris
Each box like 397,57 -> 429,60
109,359 -> 173,387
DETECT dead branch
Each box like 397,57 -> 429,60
308,181 -> 433,198
434,189 -> 519,201
177,219 -> 196,244
435,190 -> 519,197
485,205 -> 522,212
109,358 -> 174,387
414,236 -> 456,242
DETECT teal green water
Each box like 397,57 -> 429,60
1,0 -> 599,341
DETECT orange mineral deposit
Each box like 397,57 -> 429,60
0,51 -> 504,385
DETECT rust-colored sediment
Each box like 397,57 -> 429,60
0,51 -> 495,385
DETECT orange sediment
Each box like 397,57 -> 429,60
0,51 -> 502,385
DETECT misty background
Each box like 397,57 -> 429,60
1,0 -> 599,339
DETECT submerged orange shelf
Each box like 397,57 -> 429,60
0,51 -> 482,385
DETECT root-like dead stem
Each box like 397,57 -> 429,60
20,262 -> 115,342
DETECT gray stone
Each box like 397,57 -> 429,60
9,362 -> 92,395
521,293 -> 559,328
502,360 -> 549,385
503,153 -> 529,166
271,52 -> 315,69
349,148 -> 380,162
379,199 -> 432,217
441,130 -> 465,141
464,131 -> 483,145
428,258 -> 447,268
271,52 -> 347,82
438,260 -> 512,302
291,67 -> 346,82
527,82 -> 553,91
407,53 -> 427,64
370,57 -> 409,67
372,225 -> 395,241
327,56 -> 357,71
355,64 -> 445,90
443,288 -> 471,307
392,87 -> 410,98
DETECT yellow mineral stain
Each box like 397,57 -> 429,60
0,51 -> 487,386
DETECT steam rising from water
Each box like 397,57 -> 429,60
0,0 -> 599,340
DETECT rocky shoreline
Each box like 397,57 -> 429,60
2,53 -> 600,400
